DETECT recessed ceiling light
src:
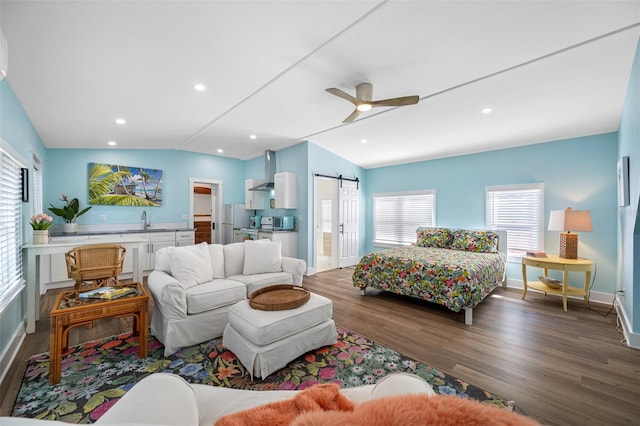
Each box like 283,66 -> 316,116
249,134 -> 257,140
482,107 -> 493,114
217,148 -> 223,153
361,139 -> 368,144
107,141 -> 117,146
115,118 -> 126,125
194,84 -> 206,92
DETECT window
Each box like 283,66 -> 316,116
486,183 -> 544,260
373,190 -> 435,246
0,145 -> 25,303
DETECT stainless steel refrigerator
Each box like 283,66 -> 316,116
222,204 -> 251,244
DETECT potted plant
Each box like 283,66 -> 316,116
48,194 -> 92,233
30,213 -> 53,244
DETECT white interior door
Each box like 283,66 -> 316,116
314,177 -> 338,273
339,180 -> 359,268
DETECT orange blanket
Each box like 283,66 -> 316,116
215,384 -> 541,426
215,384 -> 354,426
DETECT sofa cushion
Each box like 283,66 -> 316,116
228,272 -> 293,296
167,243 -> 214,289
227,293 -> 333,346
208,244 -> 225,279
185,279 -> 247,315
243,239 -> 282,275
223,243 -> 245,277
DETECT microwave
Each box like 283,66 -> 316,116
273,216 -> 294,230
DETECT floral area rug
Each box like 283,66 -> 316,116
12,327 -> 514,423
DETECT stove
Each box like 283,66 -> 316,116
238,228 -> 259,240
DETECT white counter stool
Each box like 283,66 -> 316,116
222,292 -> 336,379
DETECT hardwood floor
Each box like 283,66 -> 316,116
2,270 -> 639,425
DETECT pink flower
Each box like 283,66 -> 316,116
30,213 -> 53,230
318,367 -> 337,379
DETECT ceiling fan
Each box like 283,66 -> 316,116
325,83 -> 419,123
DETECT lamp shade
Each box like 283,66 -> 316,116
548,208 -> 592,232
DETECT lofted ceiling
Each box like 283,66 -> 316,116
1,0 -> 639,169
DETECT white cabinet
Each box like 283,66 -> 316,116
146,232 -> 175,270
257,231 -> 297,258
274,172 -> 297,209
176,230 -> 195,247
245,179 -> 265,210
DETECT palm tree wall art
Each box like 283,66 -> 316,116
88,163 -> 163,206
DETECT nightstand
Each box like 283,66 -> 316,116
521,254 -> 594,312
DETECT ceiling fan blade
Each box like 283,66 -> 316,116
371,95 -> 420,107
326,87 -> 359,105
343,108 -> 361,123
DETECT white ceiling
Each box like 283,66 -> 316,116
1,0 -> 639,169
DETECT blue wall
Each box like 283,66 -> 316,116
0,78 -> 47,358
45,149 -> 246,226
617,35 -> 640,336
307,142 -> 367,268
364,133 -> 619,294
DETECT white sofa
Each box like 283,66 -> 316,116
2,372 -> 436,425
147,241 -> 307,355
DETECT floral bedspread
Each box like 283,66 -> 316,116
352,246 -> 506,312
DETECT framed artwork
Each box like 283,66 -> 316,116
21,168 -> 29,202
88,162 -> 163,206
617,156 -> 630,207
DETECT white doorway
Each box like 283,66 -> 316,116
189,178 -> 223,244
314,177 -> 338,272
313,175 -> 359,273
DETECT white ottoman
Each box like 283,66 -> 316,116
222,292 -> 337,379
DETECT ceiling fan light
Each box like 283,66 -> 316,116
357,103 -> 372,112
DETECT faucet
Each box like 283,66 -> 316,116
141,210 -> 149,231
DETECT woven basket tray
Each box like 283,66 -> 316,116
249,285 -> 310,311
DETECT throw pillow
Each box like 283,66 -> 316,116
450,230 -> 499,253
167,242 -> 213,289
154,247 -> 172,273
208,243 -> 225,279
243,239 -> 282,275
415,228 -> 452,248
223,243 -> 245,277
371,372 -> 435,399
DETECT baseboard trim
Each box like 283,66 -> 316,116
614,294 -> 640,350
0,320 -> 26,386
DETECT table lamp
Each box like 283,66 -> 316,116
548,208 -> 592,259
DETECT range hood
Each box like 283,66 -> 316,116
249,150 -> 276,191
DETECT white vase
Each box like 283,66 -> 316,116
33,230 -> 49,244
62,223 -> 78,233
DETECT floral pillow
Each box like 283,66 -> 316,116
416,228 -> 452,248
450,230 -> 499,253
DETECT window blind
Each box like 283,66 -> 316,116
373,190 -> 435,245
0,147 -> 24,301
486,183 -> 544,255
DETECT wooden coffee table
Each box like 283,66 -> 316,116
49,282 -> 149,384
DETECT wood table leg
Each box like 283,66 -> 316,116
49,318 -> 62,384
562,270 -> 569,312
138,308 -> 148,358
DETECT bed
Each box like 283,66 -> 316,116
352,228 -> 507,325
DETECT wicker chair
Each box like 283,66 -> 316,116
65,244 -> 127,290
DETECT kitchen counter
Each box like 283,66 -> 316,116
49,228 -> 195,237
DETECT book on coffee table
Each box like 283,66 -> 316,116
78,286 -> 136,300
